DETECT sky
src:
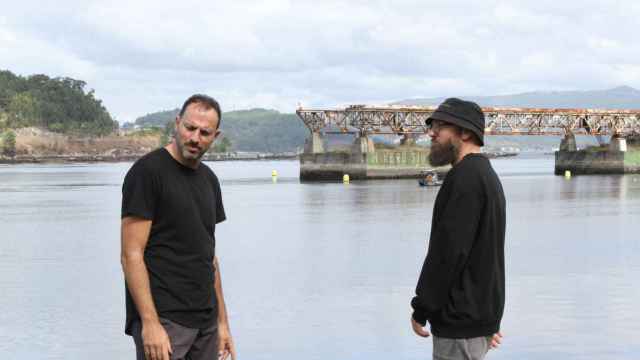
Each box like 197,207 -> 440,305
2,0 -> 640,123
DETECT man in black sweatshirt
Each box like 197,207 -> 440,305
410,98 -> 506,360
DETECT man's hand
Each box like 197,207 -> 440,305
489,332 -> 503,349
141,320 -> 172,360
411,317 -> 431,338
218,323 -> 236,360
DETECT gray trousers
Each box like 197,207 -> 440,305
433,336 -> 491,360
131,317 -> 218,360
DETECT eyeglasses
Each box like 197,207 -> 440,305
427,120 -> 455,133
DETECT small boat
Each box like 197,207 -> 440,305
418,170 -> 443,187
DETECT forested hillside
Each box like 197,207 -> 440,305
134,109 -> 179,128
0,70 -> 117,135
134,108 -> 308,153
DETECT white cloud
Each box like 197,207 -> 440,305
2,0 -> 640,122
0,24 -> 97,80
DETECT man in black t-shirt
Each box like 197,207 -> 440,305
121,94 -> 236,360
410,98 -> 506,360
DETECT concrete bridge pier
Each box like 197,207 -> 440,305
399,133 -> 416,146
299,131 -> 435,181
609,134 -> 627,152
559,132 -> 577,152
299,131 -> 367,181
555,134 -> 638,175
304,131 -> 325,154
353,134 -> 375,154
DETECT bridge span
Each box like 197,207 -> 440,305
297,105 -> 640,135
296,106 -> 640,180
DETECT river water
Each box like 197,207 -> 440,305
1,155 -> 639,359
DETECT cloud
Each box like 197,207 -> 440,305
2,0 -> 640,122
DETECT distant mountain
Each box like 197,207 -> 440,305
392,86 -> 640,109
132,108 -> 308,153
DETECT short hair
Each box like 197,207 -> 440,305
179,94 -> 222,129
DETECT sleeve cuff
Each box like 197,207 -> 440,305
412,310 -> 427,327
121,210 -> 154,220
411,297 -> 428,326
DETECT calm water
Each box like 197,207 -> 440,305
1,156 -> 639,359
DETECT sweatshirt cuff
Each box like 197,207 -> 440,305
410,297 -> 428,326
412,311 -> 427,326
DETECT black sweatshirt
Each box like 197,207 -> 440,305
411,153 -> 506,338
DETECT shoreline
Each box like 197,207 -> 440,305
0,152 -> 300,165
0,150 -> 518,165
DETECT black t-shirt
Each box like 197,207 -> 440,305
121,148 -> 226,334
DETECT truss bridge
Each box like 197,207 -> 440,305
296,105 -> 640,136
295,105 -> 640,180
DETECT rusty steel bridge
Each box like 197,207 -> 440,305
296,105 -> 640,136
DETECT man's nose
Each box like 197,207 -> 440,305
188,129 -> 200,143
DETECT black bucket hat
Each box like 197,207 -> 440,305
426,98 -> 485,146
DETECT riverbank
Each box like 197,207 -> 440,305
0,127 -> 517,165
0,127 -> 299,164
1,127 -> 159,161
0,148 -> 512,165
0,151 -> 300,164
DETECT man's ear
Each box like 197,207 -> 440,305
460,129 -> 473,141
461,129 -> 482,145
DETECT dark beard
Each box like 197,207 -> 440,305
428,140 -> 457,166
176,138 -> 206,161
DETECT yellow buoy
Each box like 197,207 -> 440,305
272,170 -> 278,183
343,174 -> 350,184
272,170 -> 278,177
564,170 -> 571,178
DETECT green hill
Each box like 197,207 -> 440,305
0,69 -> 117,135
134,109 -> 180,128
133,108 -> 308,153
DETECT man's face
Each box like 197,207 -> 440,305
427,120 -> 461,166
174,103 -> 220,165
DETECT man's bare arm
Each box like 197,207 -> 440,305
214,256 -> 236,360
121,217 -> 172,360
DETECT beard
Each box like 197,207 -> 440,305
176,138 -> 207,162
428,139 -> 459,166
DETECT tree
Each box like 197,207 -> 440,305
7,92 -> 41,128
0,112 -> 8,130
2,130 -> 16,157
